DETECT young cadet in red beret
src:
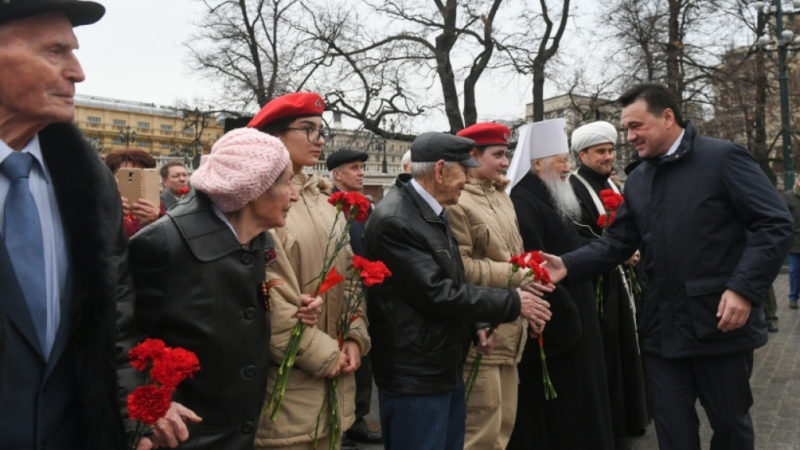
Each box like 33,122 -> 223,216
248,93 -> 369,450
448,122 -> 552,450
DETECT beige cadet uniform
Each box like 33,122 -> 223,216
448,178 -> 528,450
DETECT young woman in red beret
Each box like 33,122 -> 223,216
448,122 -> 551,450
248,92 -> 369,450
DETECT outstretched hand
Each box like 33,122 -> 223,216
541,252 -> 567,284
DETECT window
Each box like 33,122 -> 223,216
113,119 -> 126,127
86,116 -> 101,124
182,127 -> 193,135
160,143 -> 172,149
137,121 -> 150,130
112,138 -> 124,145
160,124 -> 173,131
136,140 -> 151,148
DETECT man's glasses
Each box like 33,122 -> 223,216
287,126 -> 330,144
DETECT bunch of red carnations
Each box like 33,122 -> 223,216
314,254 -> 391,450
264,191 -> 371,428
465,250 -> 555,403
126,338 -> 200,450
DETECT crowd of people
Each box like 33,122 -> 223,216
1,2 -> 797,450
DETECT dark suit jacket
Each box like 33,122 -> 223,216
563,122 -> 793,358
0,123 -> 129,449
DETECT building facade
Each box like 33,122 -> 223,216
74,95 -> 225,169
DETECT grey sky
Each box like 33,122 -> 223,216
73,0 -> 610,129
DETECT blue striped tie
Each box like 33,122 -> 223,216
1,152 -> 47,353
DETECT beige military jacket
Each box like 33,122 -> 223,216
448,178 -> 528,366
256,172 -> 370,448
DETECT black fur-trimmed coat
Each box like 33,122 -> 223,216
0,123 -> 128,449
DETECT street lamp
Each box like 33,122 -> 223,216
754,0 -> 800,189
119,125 -> 136,147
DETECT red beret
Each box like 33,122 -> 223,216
456,122 -> 511,146
247,92 -> 325,130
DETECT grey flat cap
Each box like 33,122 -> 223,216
410,132 -> 480,168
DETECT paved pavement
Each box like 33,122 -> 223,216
354,273 -> 800,450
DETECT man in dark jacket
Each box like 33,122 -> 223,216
326,149 -> 383,447
363,132 -> 544,450
546,84 -> 793,450
568,121 -> 649,441
783,178 -> 800,310
0,2 -> 130,448
506,119 -> 615,450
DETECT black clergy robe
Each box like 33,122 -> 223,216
507,171 -> 614,450
569,164 -> 650,440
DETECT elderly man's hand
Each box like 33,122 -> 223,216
475,327 -> 498,356
517,289 -> 551,330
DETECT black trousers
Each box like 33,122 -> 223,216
644,350 -> 755,450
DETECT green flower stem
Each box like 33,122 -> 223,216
539,342 -> 558,400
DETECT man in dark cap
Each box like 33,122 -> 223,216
363,132 -> 546,450
326,150 -> 383,446
0,1 -> 133,449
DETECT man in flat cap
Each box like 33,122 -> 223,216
567,121 -> 649,444
506,119 -> 614,450
0,1 -> 131,449
326,149 -> 383,445
363,132 -> 543,450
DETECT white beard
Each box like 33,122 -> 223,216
539,165 -> 582,223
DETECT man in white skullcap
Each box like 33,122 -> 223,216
506,119 -> 615,450
568,122 -> 649,445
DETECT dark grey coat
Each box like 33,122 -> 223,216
563,122 -> 793,358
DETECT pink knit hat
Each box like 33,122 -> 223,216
191,128 -> 290,213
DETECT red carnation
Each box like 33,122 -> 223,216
599,189 -> 624,211
328,191 -> 346,208
127,385 -> 173,425
527,251 -> 545,265
317,267 -> 345,295
359,260 -> 392,287
150,347 -> 201,388
509,254 -> 527,269
128,338 -> 167,372
177,186 -> 191,198
352,254 -> 370,271
328,191 -> 370,223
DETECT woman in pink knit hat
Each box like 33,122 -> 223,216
119,128 -> 322,450
248,92 -> 370,450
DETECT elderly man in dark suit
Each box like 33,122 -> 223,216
545,84 -> 793,450
0,1 -> 133,449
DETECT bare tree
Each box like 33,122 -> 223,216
497,0 -> 570,122
601,0 -> 725,111
187,0 -> 328,110
352,0 -> 507,133
297,3 -> 428,140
